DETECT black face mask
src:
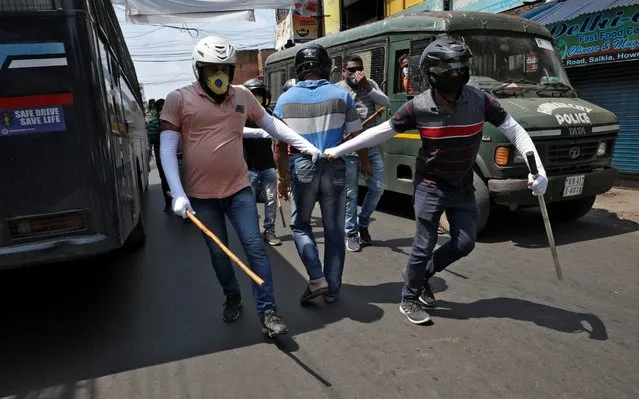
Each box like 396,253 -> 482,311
432,74 -> 465,95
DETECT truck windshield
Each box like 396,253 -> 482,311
458,33 -> 575,99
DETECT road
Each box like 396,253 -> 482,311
1,168 -> 638,399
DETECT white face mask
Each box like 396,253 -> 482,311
403,67 -> 409,76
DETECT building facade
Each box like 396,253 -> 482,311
523,0 -> 639,176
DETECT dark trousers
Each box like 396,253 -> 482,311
152,142 -> 171,208
189,187 -> 277,313
401,181 -> 478,301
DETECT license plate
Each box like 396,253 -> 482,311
563,174 -> 585,197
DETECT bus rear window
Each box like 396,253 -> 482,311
0,18 -> 72,98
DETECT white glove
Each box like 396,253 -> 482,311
528,172 -> 548,196
172,195 -> 194,219
310,148 -> 322,163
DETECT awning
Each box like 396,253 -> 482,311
521,0 -> 639,25
117,0 -> 295,24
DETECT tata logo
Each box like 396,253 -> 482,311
568,147 -> 581,159
568,126 -> 587,136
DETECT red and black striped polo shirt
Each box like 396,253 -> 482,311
390,85 -> 508,191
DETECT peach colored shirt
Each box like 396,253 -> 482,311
161,82 -> 265,199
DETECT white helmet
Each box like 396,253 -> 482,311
192,36 -> 237,80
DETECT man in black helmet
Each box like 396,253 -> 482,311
274,43 -> 364,304
241,78 -> 282,246
323,38 -> 549,324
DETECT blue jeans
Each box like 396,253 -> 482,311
289,155 -> 347,297
344,148 -> 385,237
248,168 -> 277,233
401,181 -> 477,301
189,187 -> 277,314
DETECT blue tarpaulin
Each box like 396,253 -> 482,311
521,0 -> 639,24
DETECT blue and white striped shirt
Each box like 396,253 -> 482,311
274,79 -> 362,153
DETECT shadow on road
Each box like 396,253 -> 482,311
0,183 -> 609,397
479,207 -> 639,247
430,298 -> 608,341
372,189 -> 638,247
0,184 -> 399,397
8,381 -> 97,399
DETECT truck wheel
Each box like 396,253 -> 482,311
439,171 -> 490,236
549,195 -> 596,222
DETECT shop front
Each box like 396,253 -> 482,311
524,0 -> 639,176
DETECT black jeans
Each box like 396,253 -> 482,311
401,181 -> 478,301
152,142 -> 171,208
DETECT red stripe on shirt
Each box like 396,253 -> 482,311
0,93 -> 74,108
418,122 -> 484,139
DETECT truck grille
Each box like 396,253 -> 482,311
545,164 -> 594,176
547,142 -> 598,163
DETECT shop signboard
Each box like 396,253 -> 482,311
404,0 -> 444,13
548,4 -> 639,67
451,0 -> 524,14
293,14 -> 318,43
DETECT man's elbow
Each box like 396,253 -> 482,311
377,96 -> 391,107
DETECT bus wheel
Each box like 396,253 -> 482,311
125,170 -> 147,249
438,171 -> 490,237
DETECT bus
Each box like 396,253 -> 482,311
265,11 -> 619,235
0,0 -> 150,269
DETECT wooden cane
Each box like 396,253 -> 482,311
363,106 -> 386,126
277,196 -> 287,228
344,107 -> 387,141
186,210 -> 265,286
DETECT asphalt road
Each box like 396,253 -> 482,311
1,168 -> 638,399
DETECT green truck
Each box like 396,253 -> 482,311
265,11 -> 619,234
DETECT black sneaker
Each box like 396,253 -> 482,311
260,309 -> 288,337
399,300 -> 431,324
222,295 -> 243,322
419,280 -> 437,308
264,231 -> 282,246
346,235 -> 361,252
358,227 -> 372,246
163,204 -> 171,214
300,280 -> 329,304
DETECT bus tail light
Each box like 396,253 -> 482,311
9,211 -> 86,240
495,146 -> 510,166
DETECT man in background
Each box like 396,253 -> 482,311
242,78 -> 282,246
335,55 -> 390,252
146,98 -> 171,213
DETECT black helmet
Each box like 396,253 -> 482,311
242,78 -> 271,107
419,38 -> 472,90
283,78 -> 297,92
294,43 -> 332,81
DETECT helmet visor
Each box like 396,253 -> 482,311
428,59 -> 470,75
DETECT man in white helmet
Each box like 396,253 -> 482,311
159,36 -> 322,337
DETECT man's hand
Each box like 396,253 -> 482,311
353,71 -> 372,92
308,147 -> 322,163
277,178 -> 290,201
528,171 -> 548,196
172,196 -> 194,219
324,147 -> 338,162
